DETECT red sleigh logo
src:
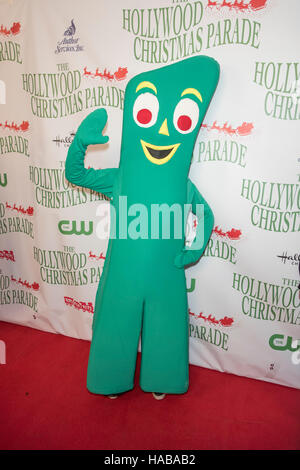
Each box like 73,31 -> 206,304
64,296 -> 94,313
0,22 -> 21,36
0,120 -> 29,132
193,220 -> 242,241
11,275 -> 39,290
83,66 -> 128,81
189,309 -> 234,327
201,121 -> 254,136
212,226 -> 242,240
0,250 -> 15,261
206,0 -> 268,12
88,251 -> 106,261
6,202 -> 34,216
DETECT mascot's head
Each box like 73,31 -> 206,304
120,55 -> 220,178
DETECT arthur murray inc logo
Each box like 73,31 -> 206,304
55,19 -> 84,54
59,197 -> 204,246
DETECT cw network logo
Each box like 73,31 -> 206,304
58,220 -> 93,236
292,349 -> 300,365
58,197 -> 204,246
0,173 -> 7,187
0,340 -> 6,364
269,333 -> 300,366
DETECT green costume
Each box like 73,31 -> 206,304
65,56 -> 220,395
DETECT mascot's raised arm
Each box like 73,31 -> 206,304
65,55 -> 220,399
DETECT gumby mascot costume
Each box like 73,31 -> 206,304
65,55 -> 220,399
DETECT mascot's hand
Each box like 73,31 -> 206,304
174,247 -> 203,269
76,108 -> 109,147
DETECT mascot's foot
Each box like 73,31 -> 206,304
152,392 -> 166,400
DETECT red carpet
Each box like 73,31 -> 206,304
0,320 -> 299,450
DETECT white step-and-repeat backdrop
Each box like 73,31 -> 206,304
0,0 -> 299,389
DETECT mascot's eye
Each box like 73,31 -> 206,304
133,92 -> 159,128
173,98 -> 199,134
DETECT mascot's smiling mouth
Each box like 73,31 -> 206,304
141,139 -> 181,165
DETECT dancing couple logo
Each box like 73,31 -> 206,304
55,19 -> 84,54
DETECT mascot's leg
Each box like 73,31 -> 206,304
139,268 -> 189,395
86,284 -> 144,395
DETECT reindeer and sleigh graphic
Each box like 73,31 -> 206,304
206,0 -> 268,12
0,22 -> 21,36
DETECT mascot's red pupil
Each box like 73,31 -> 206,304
137,108 -> 152,124
178,115 -> 192,131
